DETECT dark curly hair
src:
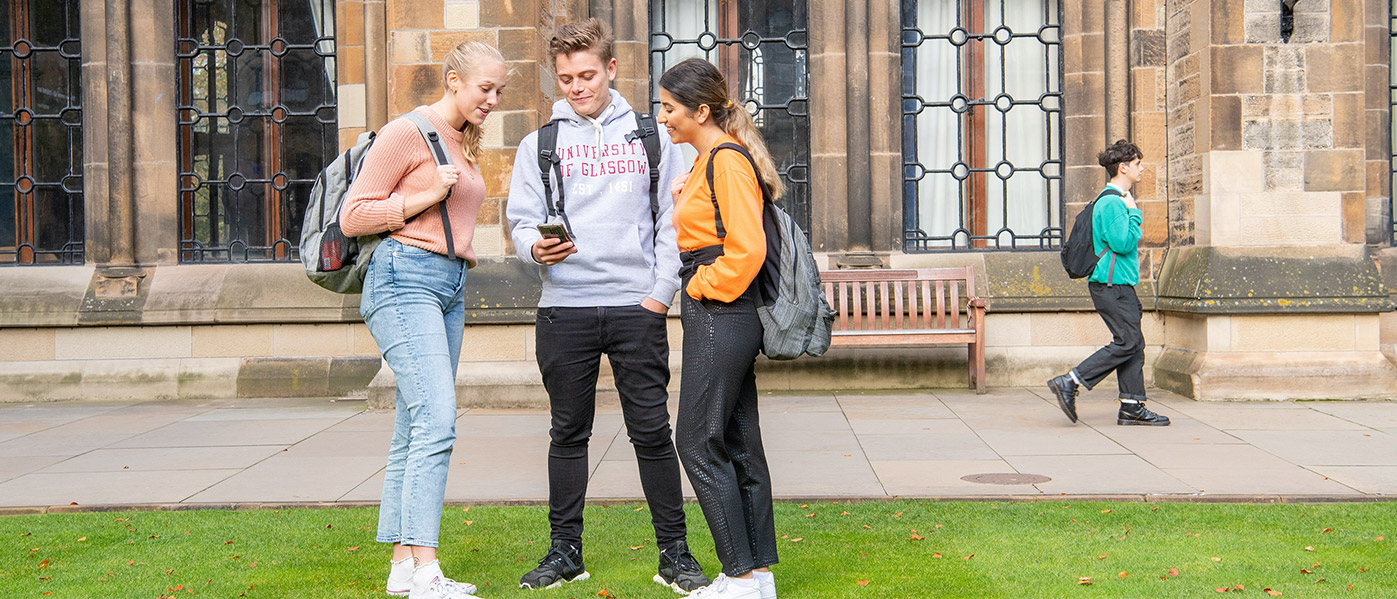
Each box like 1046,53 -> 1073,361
1097,139 -> 1142,177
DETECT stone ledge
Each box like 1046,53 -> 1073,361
0,356 -> 379,403
1157,245 -> 1393,314
1154,347 -> 1397,401
0,257 -> 544,327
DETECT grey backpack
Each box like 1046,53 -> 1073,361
705,143 -> 835,360
300,112 -> 456,294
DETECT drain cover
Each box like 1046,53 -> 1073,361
961,473 -> 1051,485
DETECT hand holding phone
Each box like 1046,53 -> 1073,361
533,224 -> 576,265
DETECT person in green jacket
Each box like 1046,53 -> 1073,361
1047,140 -> 1170,426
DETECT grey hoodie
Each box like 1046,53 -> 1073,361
507,90 -> 684,308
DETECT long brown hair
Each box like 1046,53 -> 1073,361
441,41 -> 504,164
659,58 -> 784,198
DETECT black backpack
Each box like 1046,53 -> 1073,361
535,112 -> 662,237
1060,187 -> 1122,279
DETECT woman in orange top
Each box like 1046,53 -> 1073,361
657,57 -> 784,599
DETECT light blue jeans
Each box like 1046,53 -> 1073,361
362,238 -> 467,548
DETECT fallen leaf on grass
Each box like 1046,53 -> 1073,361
908,533 -> 924,541
1211,557 -> 1222,562
164,569 -> 173,574
931,553 -> 942,558
347,546 -> 360,551
862,525 -> 872,530
856,580 -> 869,586
77,537 -> 87,542
892,512 -> 902,518
1304,546 -> 1314,551
800,504 -> 809,508
1098,554 -> 1107,559
1300,569 -> 1312,574
805,513 -> 816,518
37,559 -> 50,570
1321,528 -> 1332,533
1169,568 -> 1180,577
1077,577 -> 1092,585
464,521 -> 473,526
789,538 -> 804,543
963,554 -> 974,560
630,546 -> 643,550
1101,509 -> 1113,513
1376,536 -> 1384,541
597,588 -> 614,598
1264,590 -> 1282,596
1118,572 -> 1128,579
840,511 -> 850,516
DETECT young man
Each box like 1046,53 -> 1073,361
506,18 -> 711,593
1047,140 -> 1170,427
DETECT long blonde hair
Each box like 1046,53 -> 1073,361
442,41 -> 504,164
659,58 -> 785,198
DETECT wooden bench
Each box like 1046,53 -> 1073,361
819,267 -> 986,394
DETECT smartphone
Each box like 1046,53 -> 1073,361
537,223 -> 572,244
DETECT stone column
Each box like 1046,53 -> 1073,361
1153,0 -> 1397,400
808,0 -> 849,255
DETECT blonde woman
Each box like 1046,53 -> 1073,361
340,42 -> 506,599
658,57 -> 784,599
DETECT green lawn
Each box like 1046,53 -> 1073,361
3,501 -> 1394,598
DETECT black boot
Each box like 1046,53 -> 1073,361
1117,401 -> 1170,426
1047,374 -> 1079,423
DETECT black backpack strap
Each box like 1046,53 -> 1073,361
626,112 -> 662,219
705,142 -> 769,240
536,119 -> 574,237
403,111 -> 457,259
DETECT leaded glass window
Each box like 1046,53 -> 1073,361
650,0 -> 811,233
902,0 -> 1063,251
1,0 -> 82,266
176,0 -> 336,262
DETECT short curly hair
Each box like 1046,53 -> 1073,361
1097,139 -> 1143,177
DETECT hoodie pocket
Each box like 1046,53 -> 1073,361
544,220 -> 650,289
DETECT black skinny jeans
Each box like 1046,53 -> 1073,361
1073,283 -> 1147,401
676,265 -> 778,577
535,305 -> 688,548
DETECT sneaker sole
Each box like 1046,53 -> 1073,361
521,571 -> 590,590
1047,379 -> 1078,423
1117,419 -> 1170,426
653,573 -> 698,595
387,591 -> 409,597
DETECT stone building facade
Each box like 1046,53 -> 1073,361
1,0 -> 1394,403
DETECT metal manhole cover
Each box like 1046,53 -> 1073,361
961,473 -> 1051,485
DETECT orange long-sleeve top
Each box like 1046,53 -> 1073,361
339,106 -> 485,267
674,136 -> 766,302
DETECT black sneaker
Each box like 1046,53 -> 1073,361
520,541 -> 589,590
1117,402 -> 1170,426
653,540 -> 711,594
1047,374 -> 1079,423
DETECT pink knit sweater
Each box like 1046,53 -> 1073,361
340,106 -> 485,267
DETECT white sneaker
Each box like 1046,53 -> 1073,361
387,556 -> 414,596
410,560 -> 479,599
754,572 -> 776,599
689,574 -> 762,599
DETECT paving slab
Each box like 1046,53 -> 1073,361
2,391 -> 1396,508
188,456 -> 384,503
1003,455 -> 1197,495
0,469 -> 239,506
1305,466 -> 1397,495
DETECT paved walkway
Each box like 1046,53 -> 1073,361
2,387 -> 1396,510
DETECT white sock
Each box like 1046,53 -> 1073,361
413,559 -> 444,587
1119,399 -> 1140,404
1069,370 -> 1084,386
729,576 -> 758,588
754,571 -> 774,584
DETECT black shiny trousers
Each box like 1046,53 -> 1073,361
676,274 -> 778,577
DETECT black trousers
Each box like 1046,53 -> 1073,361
1074,283 -> 1147,401
535,305 -> 687,548
675,276 -> 778,577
